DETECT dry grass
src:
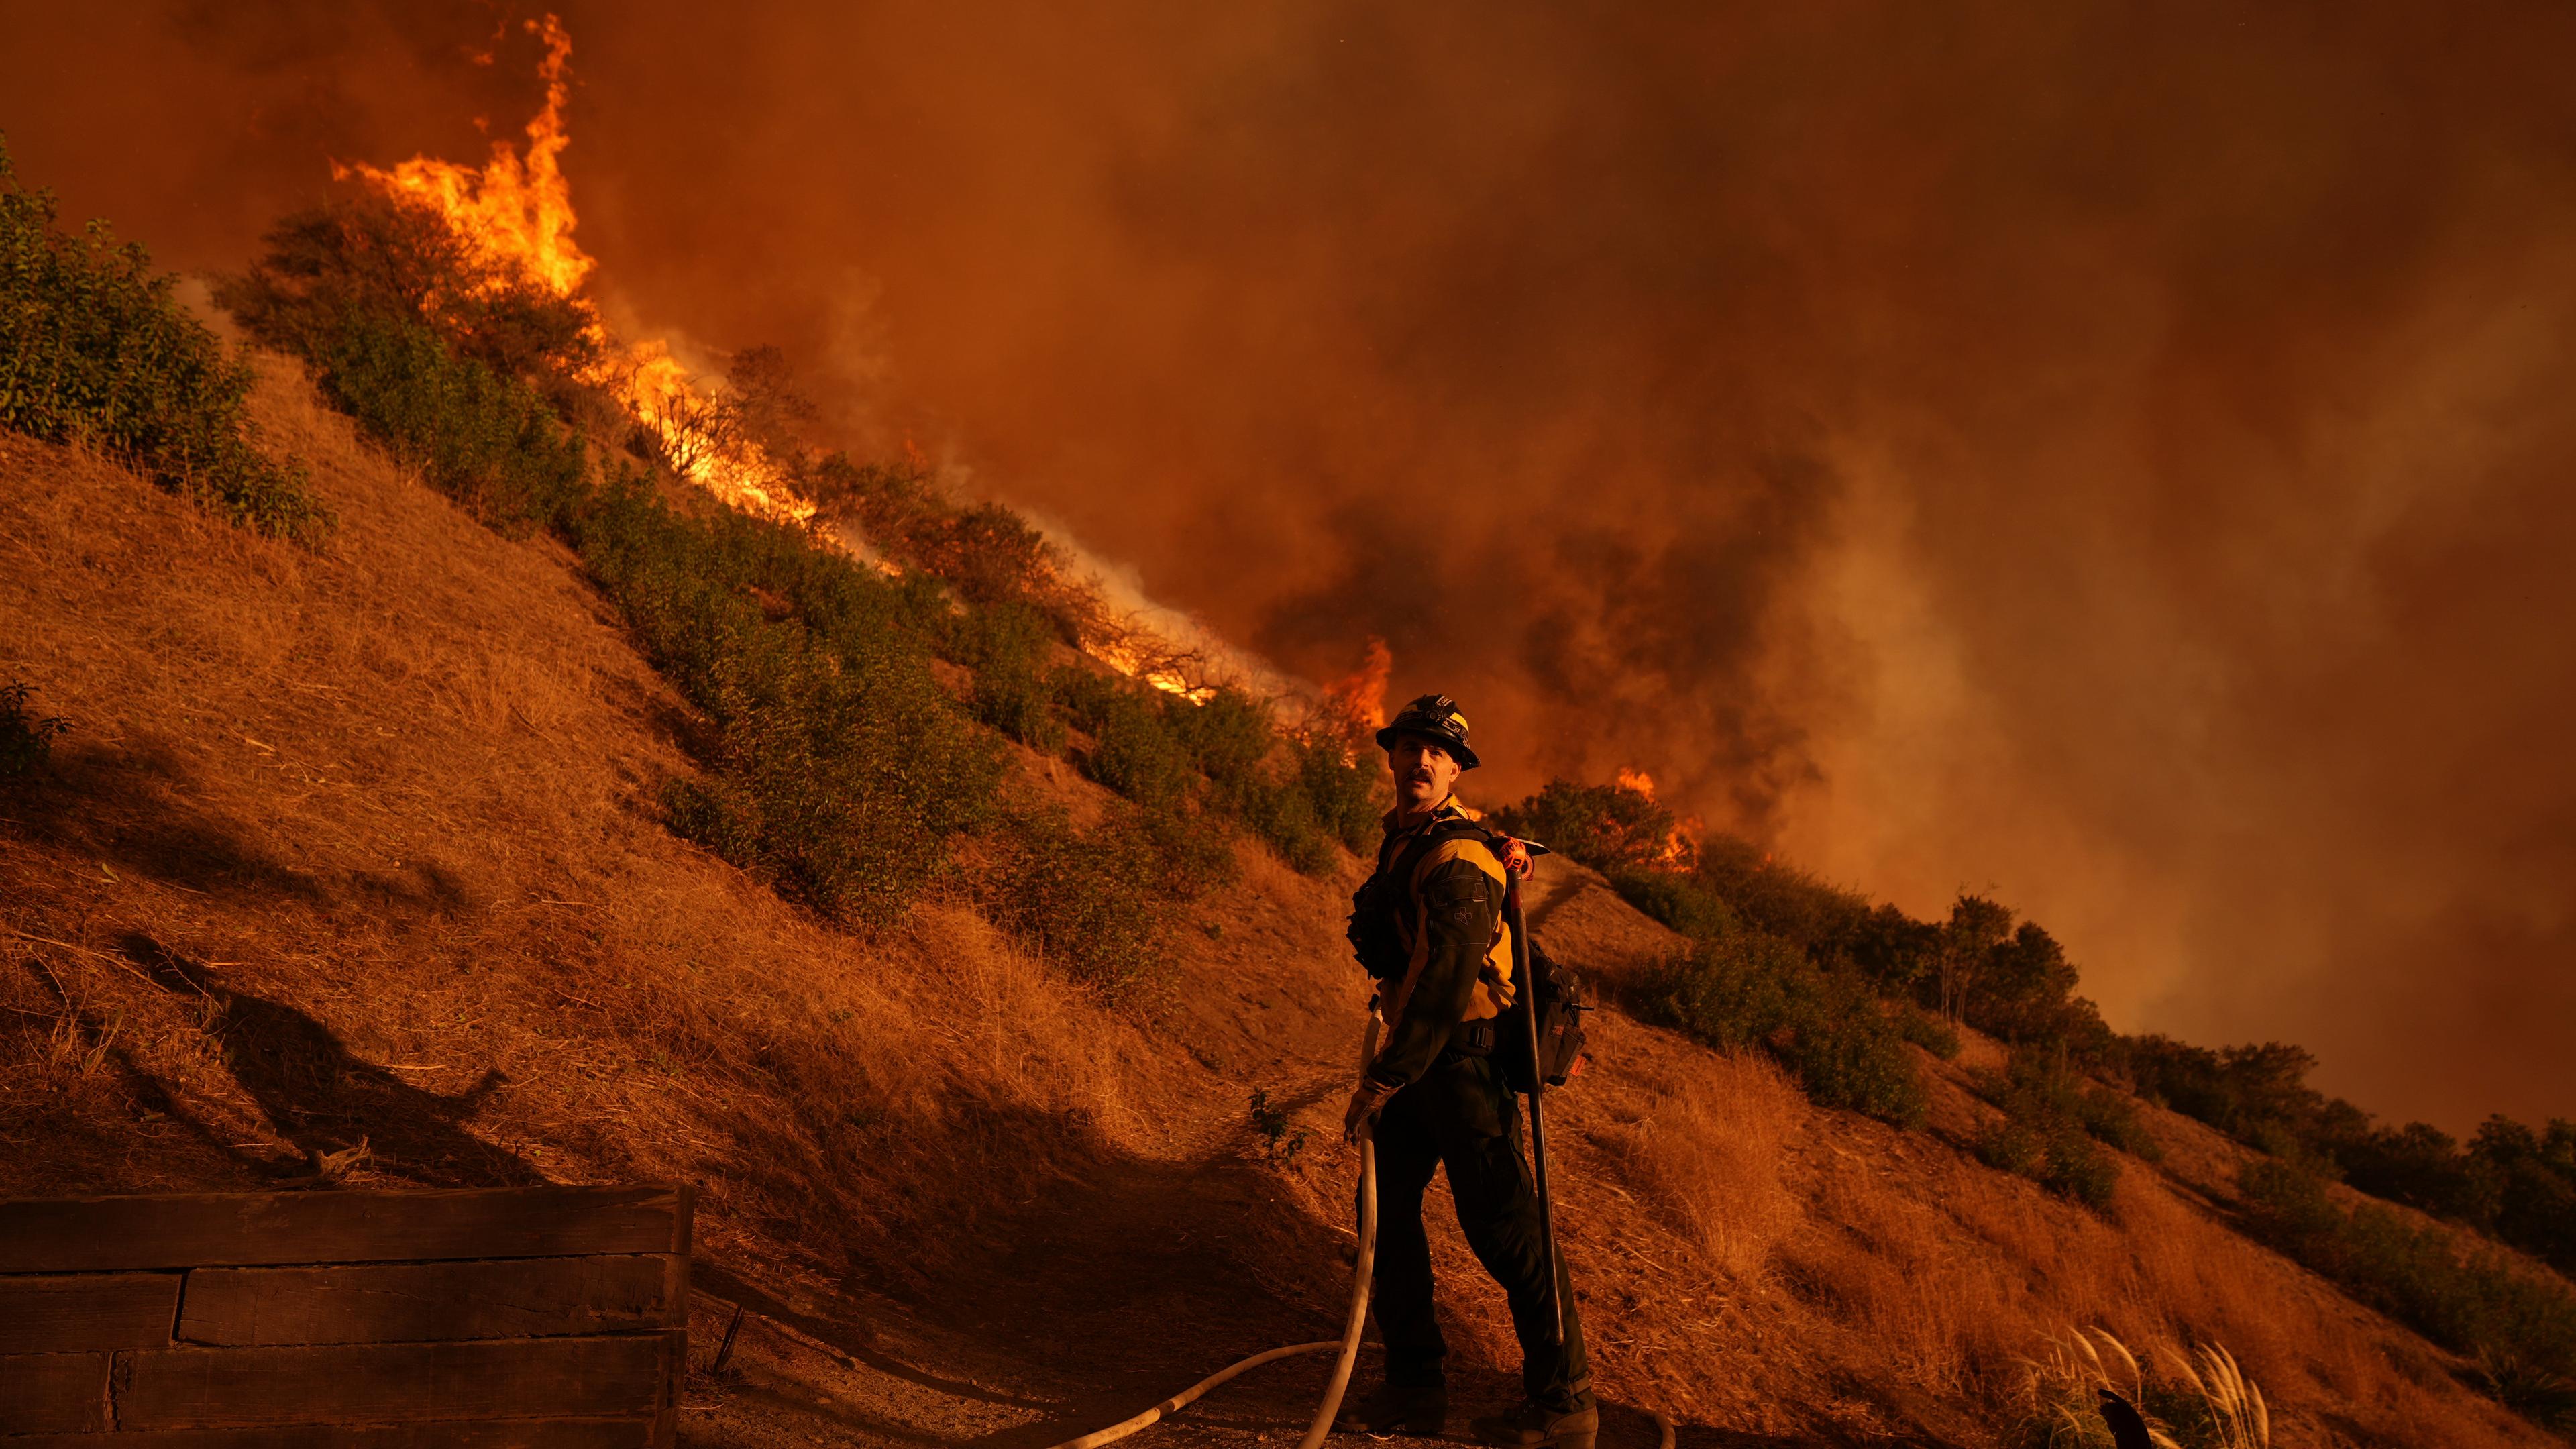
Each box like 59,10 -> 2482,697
0,362 -> 1191,1283
1592,1049 -> 1802,1282
1,358 -> 2559,1447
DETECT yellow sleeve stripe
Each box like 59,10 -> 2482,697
1413,838 -> 1507,890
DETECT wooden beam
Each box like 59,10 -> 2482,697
0,1419 -> 657,1447
115,1332 -> 680,1428
179,1255 -> 684,1345
0,1272 -> 180,1352
0,1186 -> 690,1272
0,1352 -> 111,1433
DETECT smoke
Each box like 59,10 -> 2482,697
6,1 -> 2573,1128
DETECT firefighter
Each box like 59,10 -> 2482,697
1336,694 -> 1595,1449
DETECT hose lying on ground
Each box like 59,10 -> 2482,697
1038,1019 -> 1672,1449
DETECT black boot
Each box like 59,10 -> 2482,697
1471,1400 -> 1599,1449
1334,1383 -> 1449,1436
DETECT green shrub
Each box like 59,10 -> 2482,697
1,139 -> 327,543
1640,928 -> 1927,1126
1976,1114 -> 2118,1210
1970,1053 -> 2155,1210
2239,1158 -> 2576,1426
1894,1004 -> 1962,1060
981,806 -> 1179,1001
566,472 -> 1000,926
1639,928 -> 1801,1051
1164,688 -> 1340,874
1056,669 -> 1195,807
1493,777 -> 1679,871
1607,867 -> 1738,941
215,196 -> 599,385
306,305 -> 586,535
0,680 -> 70,781
1293,733 -> 1383,852
1778,965 -> 1931,1129
951,601 -> 1067,752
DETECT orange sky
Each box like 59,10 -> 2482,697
5,1 -> 2571,1130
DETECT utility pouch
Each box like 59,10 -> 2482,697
1502,937 -> 1589,1093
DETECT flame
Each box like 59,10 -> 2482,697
1090,639 -> 1208,700
1659,812 -> 1705,870
1615,765 -> 1702,867
341,17 -> 814,525
1323,637 -> 1393,731
346,16 -> 592,297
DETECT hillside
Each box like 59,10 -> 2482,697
1,358 -> 2557,1448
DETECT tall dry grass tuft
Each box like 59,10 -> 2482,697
2157,1342 -> 2271,1449
1597,1050 -> 1802,1281
2018,1328 -> 2269,1449
2020,1327 -> 2170,1449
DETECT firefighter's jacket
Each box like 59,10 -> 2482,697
1362,798 -> 1517,1094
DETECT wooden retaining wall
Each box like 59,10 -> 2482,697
0,1184 -> 691,1445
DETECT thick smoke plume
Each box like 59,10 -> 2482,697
6,1 -> 2572,1129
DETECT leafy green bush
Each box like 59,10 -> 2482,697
215,196 -> 598,386
2239,1159 -> 2576,1427
1292,733 -> 1383,852
1894,1004 -> 1962,1060
1165,688 -> 1340,873
979,803 -> 1234,1001
1976,1114 -> 2118,1211
950,601 -> 1067,752
1493,777 -> 1680,871
1,139 -> 327,542
305,305 -> 586,535
1055,668 -> 1195,807
1,680 -> 70,781
1970,1053 -> 2157,1210
566,472 -> 1000,926
1606,867 -> 1738,941
1640,927 -> 1927,1126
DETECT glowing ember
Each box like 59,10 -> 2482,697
341,16 -> 814,526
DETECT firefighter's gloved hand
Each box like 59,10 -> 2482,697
1343,1078 -> 1396,1143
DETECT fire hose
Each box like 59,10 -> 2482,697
1038,1009 -> 1675,1449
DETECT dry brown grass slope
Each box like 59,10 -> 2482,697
0,359 -> 2548,1448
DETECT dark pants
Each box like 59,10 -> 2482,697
1366,1053 -> 1593,1411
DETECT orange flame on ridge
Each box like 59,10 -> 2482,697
1323,637 -> 1393,732
1615,765 -> 1656,801
341,17 -> 813,526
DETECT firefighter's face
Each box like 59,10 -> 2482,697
1387,735 -> 1463,812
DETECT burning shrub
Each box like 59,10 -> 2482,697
1,139 -> 328,543
215,195 -> 599,386
1493,777 -> 1680,871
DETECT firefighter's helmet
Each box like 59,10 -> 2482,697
1375,693 -> 1480,771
